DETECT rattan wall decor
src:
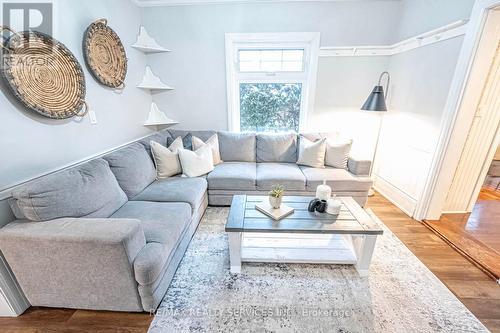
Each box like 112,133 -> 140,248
1,26 -> 87,119
83,19 -> 127,89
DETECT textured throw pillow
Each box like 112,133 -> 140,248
325,139 -> 352,169
167,133 -> 192,150
192,134 -> 222,165
150,139 -> 183,179
297,137 -> 326,168
178,145 -> 214,177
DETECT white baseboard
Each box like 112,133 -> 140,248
373,176 -> 417,218
442,210 -> 470,214
0,254 -> 29,317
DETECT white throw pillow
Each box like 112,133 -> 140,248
168,136 -> 184,152
325,139 -> 352,169
150,139 -> 183,179
297,137 -> 326,168
192,134 -> 222,165
178,145 -> 214,177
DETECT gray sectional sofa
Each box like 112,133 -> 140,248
0,129 -> 372,313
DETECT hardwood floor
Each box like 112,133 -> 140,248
424,187 -> 500,282
0,192 -> 499,332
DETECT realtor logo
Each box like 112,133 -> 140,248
1,2 -> 54,68
2,2 -> 53,36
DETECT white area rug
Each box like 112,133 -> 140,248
149,207 -> 488,332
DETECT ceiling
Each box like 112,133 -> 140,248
133,0 -> 399,7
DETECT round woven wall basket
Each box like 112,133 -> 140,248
83,19 -> 127,88
1,27 -> 87,119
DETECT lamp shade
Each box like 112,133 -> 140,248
361,85 -> 387,111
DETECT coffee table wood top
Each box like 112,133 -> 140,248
226,195 -> 383,235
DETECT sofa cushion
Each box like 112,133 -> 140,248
132,177 -> 207,210
110,201 -> 192,286
111,201 -> 191,244
103,143 -> 157,199
207,162 -> 256,190
10,159 -> 127,222
169,130 -> 216,142
299,166 -> 372,192
217,131 -> 256,162
257,163 -> 306,191
138,132 -> 171,157
256,133 -> 297,163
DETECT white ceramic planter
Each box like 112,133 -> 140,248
269,196 -> 282,209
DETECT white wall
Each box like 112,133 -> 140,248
0,0 -> 152,196
311,56 -> 390,159
141,1 -> 401,131
394,0 -> 475,40
372,0 -> 474,216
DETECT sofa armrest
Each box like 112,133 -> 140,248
0,218 -> 147,311
347,157 -> 372,176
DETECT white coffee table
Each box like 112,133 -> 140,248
225,195 -> 383,276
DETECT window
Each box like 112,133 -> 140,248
240,83 -> 302,132
238,49 -> 304,72
225,33 -> 320,132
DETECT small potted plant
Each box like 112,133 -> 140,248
268,185 -> 284,209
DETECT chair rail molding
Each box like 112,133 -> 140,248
0,132 -> 158,201
319,20 -> 469,57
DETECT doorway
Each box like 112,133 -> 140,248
424,8 -> 500,283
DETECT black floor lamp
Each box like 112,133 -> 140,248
361,71 -> 390,196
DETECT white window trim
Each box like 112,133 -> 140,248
225,32 -> 320,132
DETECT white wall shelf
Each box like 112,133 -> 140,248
137,66 -> 174,91
320,19 -> 469,57
132,26 -> 171,53
132,25 -> 178,128
144,102 -> 179,127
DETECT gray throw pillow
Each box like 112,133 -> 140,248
167,133 -> 192,150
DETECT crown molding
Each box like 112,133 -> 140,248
132,0 -> 399,7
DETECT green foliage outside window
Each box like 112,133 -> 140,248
239,83 -> 302,132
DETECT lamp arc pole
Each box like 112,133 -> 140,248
361,71 -> 390,196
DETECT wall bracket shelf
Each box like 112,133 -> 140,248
137,66 -> 174,91
132,26 -> 171,53
144,102 -> 178,127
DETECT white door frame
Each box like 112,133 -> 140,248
415,0 -> 500,221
